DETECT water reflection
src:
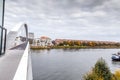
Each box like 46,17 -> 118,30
31,49 -> 120,80
112,61 -> 120,67
62,48 -> 80,52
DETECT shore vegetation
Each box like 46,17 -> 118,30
83,58 -> 120,80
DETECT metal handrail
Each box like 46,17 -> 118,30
0,26 -> 7,55
0,0 -> 6,55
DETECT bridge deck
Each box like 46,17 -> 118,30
0,49 -> 24,80
0,30 -> 28,80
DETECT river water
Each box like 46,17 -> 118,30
31,49 -> 120,80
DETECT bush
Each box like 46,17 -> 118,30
84,71 -> 103,80
83,58 -> 112,80
114,70 -> 120,80
93,58 -> 112,80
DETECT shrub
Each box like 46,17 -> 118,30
83,58 -> 112,80
114,70 -> 120,80
84,71 -> 103,80
93,58 -> 112,80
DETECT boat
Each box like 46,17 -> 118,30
112,52 -> 120,61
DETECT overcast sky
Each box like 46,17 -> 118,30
0,0 -> 3,26
4,0 -> 120,41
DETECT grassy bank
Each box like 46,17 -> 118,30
30,45 -> 120,50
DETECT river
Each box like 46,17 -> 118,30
31,49 -> 120,80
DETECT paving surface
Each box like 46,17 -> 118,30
0,50 -> 24,80
0,31 -> 27,80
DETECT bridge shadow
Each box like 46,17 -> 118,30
9,42 -> 28,50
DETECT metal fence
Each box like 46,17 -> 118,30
0,26 -> 7,55
0,0 -> 6,55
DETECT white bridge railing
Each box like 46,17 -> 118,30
13,43 -> 33,80
7,23 -> 33,80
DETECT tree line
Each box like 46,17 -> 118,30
56,40 -> 120,47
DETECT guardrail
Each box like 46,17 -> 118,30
6,23 -> 33,80
13,43 -> 33,80
11,23 -> 33,80
0,0 -> 6,55
0,26 -> 7,55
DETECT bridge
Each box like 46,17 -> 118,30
0,23 -> 33,80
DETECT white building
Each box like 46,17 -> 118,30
32,36 -> 53,46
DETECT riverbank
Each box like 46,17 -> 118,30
30,45 -> 120,50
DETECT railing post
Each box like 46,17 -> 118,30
0,0 -> 6,55
0,26 -> 7,55
2,0 -> 5,27
0,26 -> 3,55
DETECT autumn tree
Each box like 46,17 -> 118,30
63,41 -> 68,46
67,41 -> 74,46
74,41 -> 81,46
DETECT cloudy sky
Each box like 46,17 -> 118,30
0,0 -> 3,26
4,0 -> 120,41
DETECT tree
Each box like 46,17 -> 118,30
93,58 -> 112,80
84,58 -> 112,80
63,41 -> 68,46
58,43 -> 64,46
68,41 -> 74,46
84,71 -> 103,80
88,42 -> 95,47
74,41 -> 81,46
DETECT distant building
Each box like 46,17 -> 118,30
32,38 -> 40,46
28,32 -> 34,44
32,36 -> 53,46
40,36 -> 53,46
28,32 -> 34,39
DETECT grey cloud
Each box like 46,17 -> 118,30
4,0 -> 120,41
41,0 -> 108,10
